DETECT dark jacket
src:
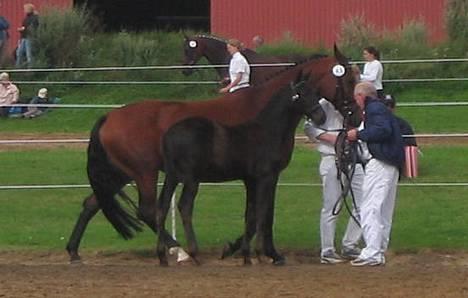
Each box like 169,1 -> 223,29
20,13 -> 39,39
396,116 -> 417,146
357,97 -> 405,169
0,16 -> 9,41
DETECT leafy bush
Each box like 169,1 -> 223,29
338,15 -> 378,56
33,6 -> 94,68
445,0 -> 468,43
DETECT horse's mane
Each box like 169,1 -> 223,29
258,53 -> 328,85
194,34 -> 227,44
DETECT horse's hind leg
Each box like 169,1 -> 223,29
178,181 -> 200,264
66,194 -> 100,263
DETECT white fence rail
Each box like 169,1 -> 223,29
2,58 -> 468,74
1,182 -> 467,191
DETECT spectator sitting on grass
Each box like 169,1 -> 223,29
0,72 -> 19,117
22,88 -> 60,118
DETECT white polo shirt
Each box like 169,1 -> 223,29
361,60 -> 383,90
304,99 -> 343,156
229,52 -> 250,92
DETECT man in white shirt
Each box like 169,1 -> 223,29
219,39 -> 250,93
304,98 -> 364,264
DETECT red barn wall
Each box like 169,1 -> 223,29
1,0 -> 73,51
211,0 -> 446,48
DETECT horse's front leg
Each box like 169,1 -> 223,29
221,179 -> 257,260
241,187 -> 257,265
178,181 -> 201,265
255,173 -> 284,265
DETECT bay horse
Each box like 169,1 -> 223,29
182,34 -> 304,85
66,46 -> 360,263
156,74 -> 325,266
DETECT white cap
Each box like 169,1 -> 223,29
38,88 -> 48,98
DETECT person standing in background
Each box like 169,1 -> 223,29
252,35 -> 264,50
355,46 -> 384,99
0,2 -> 10,66
16,3 -> 39,68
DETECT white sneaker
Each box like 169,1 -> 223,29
350,258 -> 384,267
320,251 -> 345,264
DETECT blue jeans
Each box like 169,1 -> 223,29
16,38 -> 32,67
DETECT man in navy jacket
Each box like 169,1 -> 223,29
346,82 -> 404,266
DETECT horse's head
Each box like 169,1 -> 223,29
182,35 -> 206,76
181,34 -> 231,78
290,74 -> 326,125
301,46 -> 361,127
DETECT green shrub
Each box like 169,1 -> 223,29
33,6 -> 94,68
257,31 -> 327,57
445,0 -> 468,43
399,19 -> 428,48
338,15 -> 378,57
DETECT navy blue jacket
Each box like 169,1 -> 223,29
357,97 -> 405,169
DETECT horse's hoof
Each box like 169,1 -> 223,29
191,257 -> 201,266
220,242 -> 234,259
69,258 -> 82,265
69,254 -> 82,265
243,258 -> 252,266
273,256 -> 286,266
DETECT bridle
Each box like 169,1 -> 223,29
330,63 -> 361,226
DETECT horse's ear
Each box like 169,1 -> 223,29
334,43 -> 348,64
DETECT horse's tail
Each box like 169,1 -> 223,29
87,116 -> 143,239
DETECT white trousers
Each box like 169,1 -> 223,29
358,159 -> 399,262
319,156 -> 364,256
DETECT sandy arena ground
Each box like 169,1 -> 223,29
1,134 -> 468,297
1,250 -> 468,297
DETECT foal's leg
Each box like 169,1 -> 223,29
263,190 -> 285,265
221,180 -> 257,260
178,181 -> 200,264
156,176 -> 179,266
66,194 -> 100,263
241,183 -> 257,265
255,174 -> 284,265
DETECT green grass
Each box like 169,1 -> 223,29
0,145 -> 467,253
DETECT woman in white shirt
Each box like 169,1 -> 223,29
219,39 -> 250,93
359,47 -> 384,99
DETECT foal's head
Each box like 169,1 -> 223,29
290,75 -> 326,125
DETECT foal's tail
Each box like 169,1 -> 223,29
87,116 -> 143,239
